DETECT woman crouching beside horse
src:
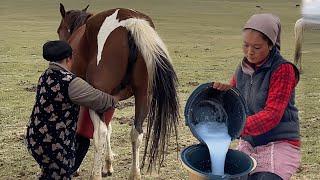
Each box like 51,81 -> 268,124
25,40 -> 131,179
213,14 -> 301,180
57,3 -> 179,180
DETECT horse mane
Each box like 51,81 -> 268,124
67,10 -> 92,33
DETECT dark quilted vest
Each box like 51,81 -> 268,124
236,48 -> 300,147
29,68 -> 79,151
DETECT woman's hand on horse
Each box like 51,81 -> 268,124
212,82 -> 232,91
115,86 -> 134,101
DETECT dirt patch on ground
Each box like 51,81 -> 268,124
115,116 -> 134,126
24,85 -> 37,92
116,99 -> 135,110
18,80 -> 37,92
186,81 -> 200,86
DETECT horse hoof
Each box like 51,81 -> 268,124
102,171 -> 112,177
129,173 -> 141,180
89,175 -> 102,180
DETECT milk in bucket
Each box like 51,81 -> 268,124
184,84 -> 248,176
194,121 -> 231,175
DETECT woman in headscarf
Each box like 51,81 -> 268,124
212,14 -> 301,180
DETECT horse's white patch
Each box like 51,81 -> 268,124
97,9 -> 139,66
97,9 -> 121,65
129,8 -> 137,12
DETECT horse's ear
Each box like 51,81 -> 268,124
60,3 -> 66,18
82,5 -> 89,12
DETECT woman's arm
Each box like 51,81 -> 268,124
68,77 -> 117,114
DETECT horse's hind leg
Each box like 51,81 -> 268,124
129,55 -> 148,180
89,109 -> 108,180
102,86 -> 133,176
129,93 -> 147,180
86,26 -> 130,179
102,123 -> 114,176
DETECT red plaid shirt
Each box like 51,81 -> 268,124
231,64 -> 300,147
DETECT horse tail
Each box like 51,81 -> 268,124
124,19 -> 179,172
294,18 -> 303,67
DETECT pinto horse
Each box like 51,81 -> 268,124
57,4 -> 179,180
294,17 -> 320,72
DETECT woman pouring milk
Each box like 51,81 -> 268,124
212,14 -> 301,180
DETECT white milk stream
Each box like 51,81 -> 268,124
194,121 -> 231,175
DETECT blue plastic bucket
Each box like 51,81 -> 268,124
184,83 -> 248,141
180,144 -> 256,180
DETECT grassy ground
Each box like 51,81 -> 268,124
1,0 -> 319,179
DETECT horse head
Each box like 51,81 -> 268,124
57,3 -> 91,41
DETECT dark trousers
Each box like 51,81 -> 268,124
249,172 -> 283,180
71,134 -> 90,174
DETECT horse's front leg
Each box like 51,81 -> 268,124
89,109 -> 108,180
129,94 -> 147,180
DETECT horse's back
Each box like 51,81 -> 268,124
83,8 -> 155,58
86,8 -> 154,32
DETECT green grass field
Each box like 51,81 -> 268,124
1,0 -> 320,179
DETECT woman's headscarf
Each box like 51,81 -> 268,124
243,13 -> 281,50
43,40 -> 72,62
